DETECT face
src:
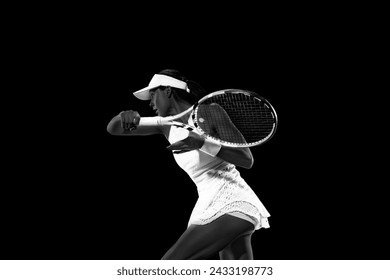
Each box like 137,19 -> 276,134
149,87 -> 171,117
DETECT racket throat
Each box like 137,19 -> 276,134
172,121 -> 194,131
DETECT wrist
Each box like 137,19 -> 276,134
199,138 -> 222,157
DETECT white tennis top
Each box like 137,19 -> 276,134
167,118 -> 270,230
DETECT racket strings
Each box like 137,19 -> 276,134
196,92 -> 275,145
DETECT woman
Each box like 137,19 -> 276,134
107,69 -> 270,259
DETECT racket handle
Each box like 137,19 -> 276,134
138,117 -> 163,126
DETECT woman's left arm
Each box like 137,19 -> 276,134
210,104 -> 254,169
166,132 -> 254,169
166,103 -> 255,169
215,145 -> 254,169
167,132 -> 253,169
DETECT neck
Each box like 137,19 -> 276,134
168,99 -> 192,123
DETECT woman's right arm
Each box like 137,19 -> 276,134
106,110 -> 164,136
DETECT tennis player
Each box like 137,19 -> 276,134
107,69 -> 271,260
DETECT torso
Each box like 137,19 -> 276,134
166,121 -> 229,185
164,116 -> 271,230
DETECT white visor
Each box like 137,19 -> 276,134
133,74 -> 189,100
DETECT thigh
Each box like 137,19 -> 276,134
219,231 -> 254,260
162,214 -> 254,260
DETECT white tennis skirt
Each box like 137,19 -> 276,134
188,164 -> 270,230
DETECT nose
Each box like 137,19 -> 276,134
149,100 -> 154,108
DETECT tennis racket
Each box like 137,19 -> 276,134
138,89 -> 278,148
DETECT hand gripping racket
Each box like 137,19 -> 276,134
138,89 -> 278,148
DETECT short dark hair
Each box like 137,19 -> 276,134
157,69 -> 206,104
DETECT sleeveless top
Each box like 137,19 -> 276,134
167,118 -> 270,230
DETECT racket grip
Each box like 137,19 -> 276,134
138,117 -> 163,126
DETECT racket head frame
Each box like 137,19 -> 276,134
191,89 -> 278,148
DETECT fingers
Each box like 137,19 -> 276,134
173,150 -> 192,154
120,110 -> 140,131
166,141 -> 184,151
166,141 -> 186,151
167,143 -> 192,154
166,140 -> 193,154
166,131 -> 206,153
133,112 -> 141,126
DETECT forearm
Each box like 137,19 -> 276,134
199,138 -> 253,169
216,146 -> 254,169
107,115 -> 162,136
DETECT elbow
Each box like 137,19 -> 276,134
243,156 -> 254,169
235,158 -> 253,169
248,157 -> 254,169
218,147 -> 254,169
242,148 -> 254,169
235,149 -> 254,169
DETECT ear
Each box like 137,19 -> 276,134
165,86 -> 173,98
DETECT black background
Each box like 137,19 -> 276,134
2,4 -> 387,260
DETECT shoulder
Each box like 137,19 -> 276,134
198,103 -> 229,123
